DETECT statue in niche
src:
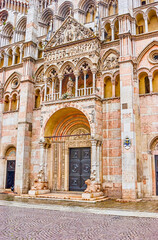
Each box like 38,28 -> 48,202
67,77 -> 74,96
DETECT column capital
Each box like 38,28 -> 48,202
74,71 -> 79,77
91,139 -> 98,145
58,75 -> 63,81
91,68 -> 97,74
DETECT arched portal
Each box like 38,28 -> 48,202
150,137 -> 158,196
44,108 -> 92,192
5,147 -> 16,189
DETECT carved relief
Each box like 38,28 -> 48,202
46,16 -> 94,48
103,53 -> 119,71
44,40 -> 100,64
36,69 -> 44,84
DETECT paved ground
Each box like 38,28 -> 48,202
0,201 -> 158,240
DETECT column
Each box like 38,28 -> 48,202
52,79 -> 55,100
20,47 -> 23,63
112,80 -> 115,98
59,75 -> 63,99
149,75 -> 153,93
9,96 -> 12,111
96,141 -> 102,182
17,95 -> 20,110
4,53 -> 8,67
39,139 -> 46,179
111,24 -> 115,41
83,70 -> 87,96
0,85 -> 4,190
75,72 -> 79,97
91,140 -> 97,179
105,4 -> 108,17
92,70 -> 96,94
145,16 -> 148,33
44,76 -> 47,101
12,52 -> 15,65
113,4 -> 116,15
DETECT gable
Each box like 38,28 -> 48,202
45,16 -> 95,49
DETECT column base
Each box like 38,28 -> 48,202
82,192 -> 104,200
28,189 -> 50,196
82,179 -> 105,200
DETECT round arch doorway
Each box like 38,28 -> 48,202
44,107 -> 92,192
5,147 -> 16,189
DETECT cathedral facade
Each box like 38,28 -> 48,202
0,0 -> 158,200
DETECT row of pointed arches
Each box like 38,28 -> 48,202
0,16 -> 26,47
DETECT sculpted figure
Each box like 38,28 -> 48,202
67,77 -> 74,96
31,170 -> 48,190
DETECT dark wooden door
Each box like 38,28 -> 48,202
69,148 -> 91,191
6,160 -> 15,189
155,156 -> 158,195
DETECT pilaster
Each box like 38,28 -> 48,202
15,55 -> 35,194
119,9 -> 138,200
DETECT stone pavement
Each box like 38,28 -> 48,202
0,200 -> 158,240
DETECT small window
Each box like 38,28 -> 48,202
142,1 -> 146,5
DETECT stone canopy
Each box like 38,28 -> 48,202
45,15 -> 95,49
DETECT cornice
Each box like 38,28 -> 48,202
101,39 -> 119,49
134,2 -> 158,12
0,40 -> 24,51
44,36 -> 98,52
132,30 -> 158,41
0,63 -> 23,73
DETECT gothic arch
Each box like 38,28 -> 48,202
16,16 -> 27,31
4,72 -> 21,92
58,1 -> 74,19
78,0 -> 96,12
60,61 -> 75,75
137,41 -> 158,65
76,57 -> 93,70
45,64 -> 59,76
41,8 -> 54,24
102,48 -> 119,63
2,22 -> 13,38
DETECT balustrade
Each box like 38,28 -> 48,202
45,87 -> 94,102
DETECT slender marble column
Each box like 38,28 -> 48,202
149,75 -> 153,93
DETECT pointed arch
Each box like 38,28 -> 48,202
16,16 -> 27,32
76,57 -> 93,70
58,1 -> 74,19
45,64 -> 59,76
78,0 -> 96,12
41,8 -> 54,24
102,48 -> 120,63
4,72 -> 21,92
2,22 -> 13,38
60,61 -> 75,75
137,41 -> 158,65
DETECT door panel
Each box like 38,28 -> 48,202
155,156 -> 158,195
6,160 -> 15,189
69,148 -> 91,191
